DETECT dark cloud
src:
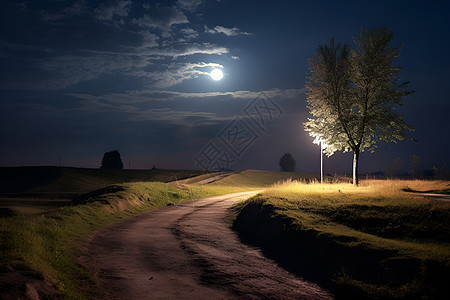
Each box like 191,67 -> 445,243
132,5 -> 188,37
95,0 -> 132,21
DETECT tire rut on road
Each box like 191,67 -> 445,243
80,192 -> 333,299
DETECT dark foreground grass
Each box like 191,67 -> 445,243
232,180 -> 450,299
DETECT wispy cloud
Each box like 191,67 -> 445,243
39,53 -> 150,89
73,97 -> 235,126
95,0 -> 132,21
145,43 -> 228,58
69,88 -> 306,104
177,0 -> 202,12
125,62 -> 223,88
133,5 -> 188,37
179,28 -> 198,40
0,1 -> 244,91
205,25 -> 252,36
62,87 -> 305,127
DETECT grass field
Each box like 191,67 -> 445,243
232,179 -> 450,299
0,181 -> 203,298
0,166 -> 205,193
0,167 -> 311,298
4,167 -> 447,299
0,166 -> 204,216
184,169 -> 318,195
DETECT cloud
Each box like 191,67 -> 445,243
60,87 -> 306,130
133,6 -> 188,37
177,0 -> 202,11
1,40 -> 227,90
39,53 -> 150,89
71,95 -> 234,126
180,28 -> 198,40
37,1 -> 87,22
95,0 -> 132,21
0,2 -> 233,91
149,43 -> 228,57
137,30 -> 159,48
127,62 -> 223,88
170,88 -> 306,101
205,25 -> 252,36
69,88 -> 306,105
131,108 -> 232,124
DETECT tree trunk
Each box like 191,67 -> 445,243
353,150 -> 359,186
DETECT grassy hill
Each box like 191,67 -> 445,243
0,166 -> 204,194
207,169 -> 317,188
232,179 -> 450,299
1,168 -> 317,298
0,167 -> 205,216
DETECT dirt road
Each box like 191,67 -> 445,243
80,192 -> 333,299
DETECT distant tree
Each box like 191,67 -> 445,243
279,153 -> 296,172
304,27 -> 414,186
101,150 -> 123,169
387,157 -> 402,177
409,154 -> 421,178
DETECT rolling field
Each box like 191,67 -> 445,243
0,167 -> 311,298
0,166 -> 204,216
2,166 -> 448,299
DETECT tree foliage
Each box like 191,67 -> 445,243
100,150 -> 123,169
279,153 -> 296,172
304,27 -> 414,185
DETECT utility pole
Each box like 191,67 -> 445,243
320,140 -> 323,187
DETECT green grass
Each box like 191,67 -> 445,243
0,167 -> 205,216
179,169 -> 318,196
0,197 -> 69,216
232,179 -> 450,298
1,169 -> 312,298
0,182 -> 207,298
201,169 -> 317,191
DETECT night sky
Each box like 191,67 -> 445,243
1,0 -> 449,175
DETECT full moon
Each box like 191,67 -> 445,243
210,68 -> 223,81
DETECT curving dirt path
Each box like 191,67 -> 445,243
80,192 -> 333,299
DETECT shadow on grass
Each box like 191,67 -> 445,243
402,187 -> 450,195
232,202 -> 450,299
70,185 -> 126,205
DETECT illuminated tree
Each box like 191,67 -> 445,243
304,27 -> 414,185
279,153 -> 296,172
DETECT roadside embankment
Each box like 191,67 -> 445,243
232,180 -> 450,299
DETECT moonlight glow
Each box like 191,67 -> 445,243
210,68 -> 223,81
